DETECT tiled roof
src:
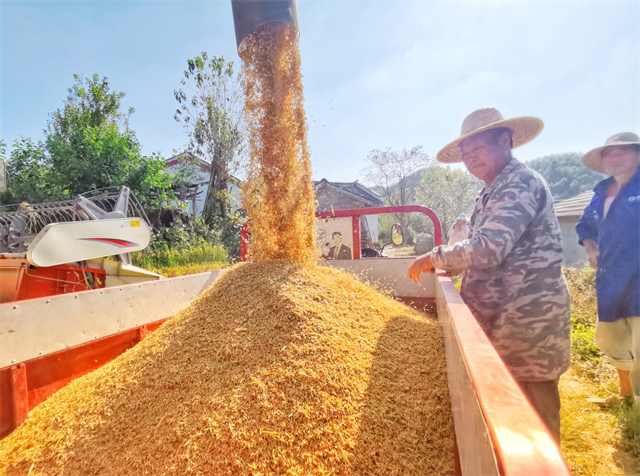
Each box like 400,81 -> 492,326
554,191 -> 594,218
314,179 -> 384,206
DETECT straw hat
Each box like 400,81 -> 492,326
582,132 -> 640,174
436,108 -> 544,163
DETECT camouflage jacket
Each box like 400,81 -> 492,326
431,158 -> 571,381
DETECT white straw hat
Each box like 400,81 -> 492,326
582,132 -> 640,174
436,108 -> 544,163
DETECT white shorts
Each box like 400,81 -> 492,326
594,316 -> 640,396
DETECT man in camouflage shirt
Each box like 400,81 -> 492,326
408,108 -> 571,442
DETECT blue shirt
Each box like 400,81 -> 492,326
576,169 -> 640,322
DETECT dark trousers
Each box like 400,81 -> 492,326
518,378 -> 561,443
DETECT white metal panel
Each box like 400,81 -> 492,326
0,271 -> 222,368
27,218 -> 151,267
323,258 -> 435,298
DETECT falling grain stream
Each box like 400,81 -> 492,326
0,23 -> 454,476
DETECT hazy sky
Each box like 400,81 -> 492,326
1,0 -> 638,182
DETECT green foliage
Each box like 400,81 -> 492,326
561,267 -> 619,386
570,323 -> 600,363
611,400 -> 640,460
174,52 -> 244,224
414,165 -> 481,241
527,152 -> 605,200
371,161 -> 480,245
361,146 -> 433,243
47,73 -> 131,136
136,242 -> 227,275
149,216 -> 221,253
564,266 -> 598,328
135,217 -> 228,276
1,137 -> 62,203
1,74 -> 179,210
562,268 -> 639,465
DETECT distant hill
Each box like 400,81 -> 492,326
369,151 -> 603,204
526,152 -> 605,200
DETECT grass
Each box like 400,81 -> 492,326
560,368 -> 624,476
382,245 -> 417,257
133,243 -> 229,277
561,267 -> 639,475
612,401 -> 640,464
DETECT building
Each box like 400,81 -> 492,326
554,191 -> 594,267
163,162 -> 385,249
314,179 -> 384,246
314,179 -> 384,212
165,153 -> 243,218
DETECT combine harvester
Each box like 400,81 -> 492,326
0,2 -> 572,474
0,186 -> 160,303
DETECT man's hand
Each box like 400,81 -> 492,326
583,239 -> 599,269
408,253 -> 436,282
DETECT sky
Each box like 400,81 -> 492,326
1,0 -> 638,183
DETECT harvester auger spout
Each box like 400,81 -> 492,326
231,0 -> 299,50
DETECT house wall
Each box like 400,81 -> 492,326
559,216 -> 588,268
315,187 -> 380,244
315,187 -> 367,212
166,163 -> 242,218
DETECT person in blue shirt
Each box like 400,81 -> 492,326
576,132 -> 640,403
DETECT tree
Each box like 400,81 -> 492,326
1,137 -> 61,204
360,146 -> 433,241
173,53 -> 245,225
1,74 -> 177,209
414,165 -> 481,241
527,152 -> 604,200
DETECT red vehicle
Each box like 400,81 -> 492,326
1,206 -> 570,475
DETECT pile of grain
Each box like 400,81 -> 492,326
240,23 -> 318,264
0,262 -> 454,476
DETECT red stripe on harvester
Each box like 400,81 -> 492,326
79,238 -> 136,248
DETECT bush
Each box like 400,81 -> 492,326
149,217 -> 221,253
570,323 -> 600,363
138,242 -> 227,269
133,216 -> 229,276
612,400 -> 640,460
564,266 -> 598,328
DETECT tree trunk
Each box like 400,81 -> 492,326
202,162 -> 229,224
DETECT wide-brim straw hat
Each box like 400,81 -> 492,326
436,108 -> 544,163
582,132 -> 640,174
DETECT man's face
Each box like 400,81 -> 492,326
602,145 -> 640,176
459,130 -> 509,183
332,234 -> 342,246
